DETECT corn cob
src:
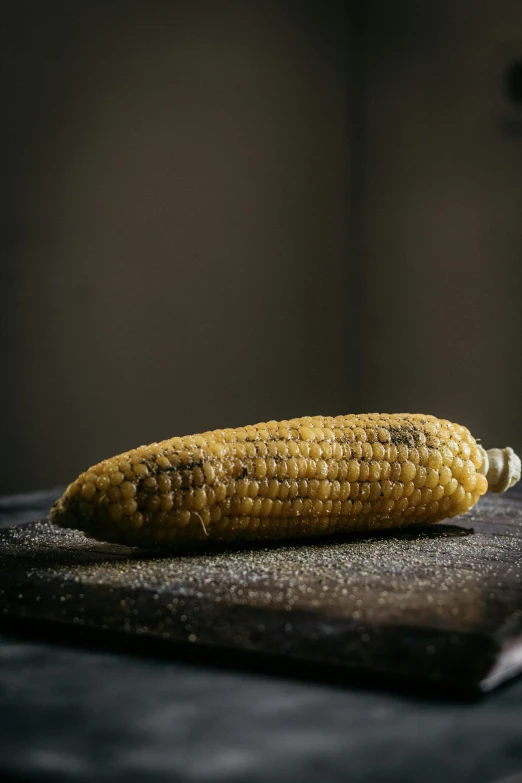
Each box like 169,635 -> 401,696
50,413 -> 521,549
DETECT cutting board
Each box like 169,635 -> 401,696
1,491 -> 522,694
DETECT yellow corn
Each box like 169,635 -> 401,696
50,413 -> 519,549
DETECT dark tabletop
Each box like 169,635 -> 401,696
1,490 -> 522,783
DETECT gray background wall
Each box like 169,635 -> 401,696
2,0 -> 521,494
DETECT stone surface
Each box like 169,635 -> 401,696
1,492 -> 522,692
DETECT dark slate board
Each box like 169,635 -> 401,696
1,492 -> 522,694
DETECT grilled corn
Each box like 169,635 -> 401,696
50,413 -> 521,548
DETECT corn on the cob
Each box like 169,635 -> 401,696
50,413 -> 521,549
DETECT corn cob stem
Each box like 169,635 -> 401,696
50,413 -> 521,549
478,446 -> 521,493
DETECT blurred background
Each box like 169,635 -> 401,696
1,0 -> 521,495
